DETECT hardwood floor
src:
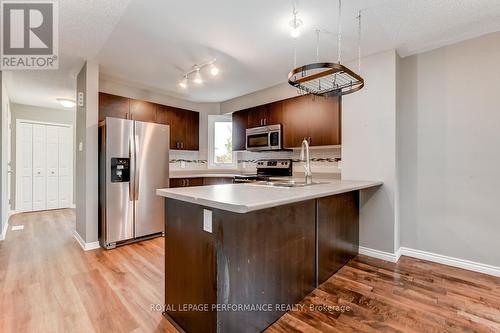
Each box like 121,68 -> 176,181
267,255 -> 500,333
1,210 -> 500,332
0,209 -> 176,333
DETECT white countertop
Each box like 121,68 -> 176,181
156,179 -> 382,213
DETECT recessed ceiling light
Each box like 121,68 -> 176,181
57,98 -> 76,108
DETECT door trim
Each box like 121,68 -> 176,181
15,119 -> 74,213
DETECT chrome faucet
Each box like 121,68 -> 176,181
300,138 -> 312,184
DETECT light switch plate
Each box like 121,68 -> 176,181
78,141 -> 83,151
78,92 -> 84,107
203,209 -> 212,233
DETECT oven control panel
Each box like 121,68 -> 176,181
256,159 -> 293,177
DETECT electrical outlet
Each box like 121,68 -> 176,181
203,209 -> 212,233
180,161 -> 186,169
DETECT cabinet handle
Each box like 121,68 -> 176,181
181,142 -> 184,149
264,118 -> 267,125
186,179 -> 189,186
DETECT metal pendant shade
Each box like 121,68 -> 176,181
288,0 -> 364,97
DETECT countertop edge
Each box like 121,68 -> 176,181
157,181 -> 382,214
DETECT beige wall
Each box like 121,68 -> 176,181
10,103 -> 76,210
342,50 -> 398,254
75,62 -> 100,244
398,31 -> 500,267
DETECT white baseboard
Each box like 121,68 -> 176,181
359,246 -> 400,263
0,221 -> 8,241
359,245 -> 500,277
72,229 -> 101,251
399,247 -> 500,278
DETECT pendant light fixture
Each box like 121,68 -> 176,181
289,3 -> 302,39
287,0 -> 364,97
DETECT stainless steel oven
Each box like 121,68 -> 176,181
246,124 -> 282,151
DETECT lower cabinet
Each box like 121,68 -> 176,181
169,177 -> 204,188
202,177 -> 233,185
170,177 -> 234,188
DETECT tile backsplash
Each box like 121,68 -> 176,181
237,147 -> 341,174
170,147 -> 341,174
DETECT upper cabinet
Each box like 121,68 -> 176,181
99,92 -> 199,151
231,94 -> 341,150
99,93 -> 130,121
232,108 -> 249,151
129,99 -> 157,122
156,105 -> 199,151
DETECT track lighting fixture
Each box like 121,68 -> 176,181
178,59 -> 219,89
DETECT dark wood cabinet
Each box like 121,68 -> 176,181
156,105 -> 199,150
317,191 -> 359,285
202,177 -> 233,185
99,92 -> 199,151
232,109 -> 249,151
231,94 -> 341,151
169,177 -> 204,188
306,96 -> 341,146
247,105 -> 271,127
99,93 -> 129,121
171,177 -> 233,188
129,99 -> 157,122
184,110 -> 199,150
282,96 -> 310,148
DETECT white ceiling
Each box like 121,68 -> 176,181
5,0 -> 500,108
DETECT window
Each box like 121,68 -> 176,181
208,115 -> 236,168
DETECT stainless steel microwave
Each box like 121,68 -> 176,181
246,124 -> 282,151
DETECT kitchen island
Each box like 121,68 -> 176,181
156,180 -> 382,333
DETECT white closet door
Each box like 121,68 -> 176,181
32,124 -> 47,211
18,123 -> 33,212
46,126 -> 59,209
57,127 -> 71,208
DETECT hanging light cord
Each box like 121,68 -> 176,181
337,0 -> 342,64
357,10 -> 362,73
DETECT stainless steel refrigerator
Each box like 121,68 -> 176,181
98,117 -> 169,249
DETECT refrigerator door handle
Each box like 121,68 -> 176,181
134,134 -> 140,201
129,133 -> 134,201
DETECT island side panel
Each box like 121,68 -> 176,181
213,200 -> 316,333
164,199 -> 217,333
317,191 -> 359,285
